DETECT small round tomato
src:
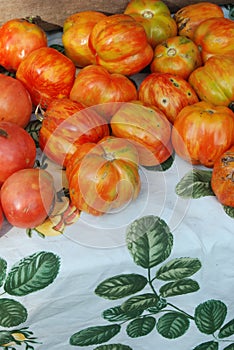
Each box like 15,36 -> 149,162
1,168 -> 56,228
150,36 -> 202,80
211,146 -> 234,207
0,121 -> 36,187
171,101 -> 234,168
0,74 -> 32,128
0,18 -> 47,71
16,47 -> 76,108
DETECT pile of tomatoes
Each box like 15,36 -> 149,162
0,0 -> 233,230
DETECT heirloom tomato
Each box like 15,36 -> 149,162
39,98 -> 109,167
150,36 -> 202,80
171,101 -> 234,168
174,2 -> 224,40
89,14 -> 154,76
69,65 -> 138,121
62,11 -> 107,67
16,47 -> 76,108
193,17 -> 234,62
124,0 -> 177,48
0,121 -> 36,187
110,101 -> 173,166
66,136 -> 141,216
138,72 -> 198,124
0,74 -> 32,128
211,146 -> 234,207
0,18 -> 47,71
1,168 -> 55,228
189,55 -> 234,108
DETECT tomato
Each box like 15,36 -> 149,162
189,55 -> 234,108
62,11 -> 107,67
150,36 -> 202,80
1,168 -> 55,228
171,101 -> 234,168
89,14 -> 154,76
0,74 -> 32,128
66,136 -> 141,216
124,0 -> 177,48
0,121 -> 36,187
211,146 -> 234,207
174,2 -> 224,40
16,47 -> 76,108
138,72 -> 199,124
0,18 -> 47,72
69,65 -> 138,120
110,101 -> 173,166
39,98 -> 110,167
193,17 -> 234,62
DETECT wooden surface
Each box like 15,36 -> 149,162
0,0 -> 232,27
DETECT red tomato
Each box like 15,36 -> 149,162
16,47 -> 76,108
1,168 -> 56,228
0,18 -> 47,72
0,121 -> 36,187
0,74 -> 32,128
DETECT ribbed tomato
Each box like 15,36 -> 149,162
69,65 -> 138,120
89,14 -> 153,75
171,101 -> 234,168
174,2 -> 224,40
110,101 -> 172,166
39,98 -> 110,167
66,136 -> 141,216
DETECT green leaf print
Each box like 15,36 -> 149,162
0,330 -> 15,345
155,257 -> 202,281
156,311 -> 190,339
0,258 -> 7,288
223,344 -> 234,350
126,215 -> 173,268
102,306 -> 133,322
93,344 -> 133,350
70,324 -> 121,346
126,316 -> 156,338
175,169 -> 214,199
4,251 -> 60,296
218,318 -> 234,338
143,152 -> 174,172
193,341 -> 219,350
159,278 -> 200,297
223,205 -> 234,219
0,298 -> 27,327
121,294 -> 159,317
95,274 -> 147,300
195,300 -> 227,334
